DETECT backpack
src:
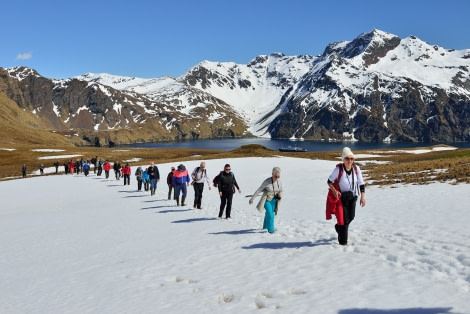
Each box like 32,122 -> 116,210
336,163 -> 358,181
135,168 -> 142,176
213,171 -> 223,187
192,167 -> 206,180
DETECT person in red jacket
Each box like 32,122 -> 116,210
68,160 -> 75,174
122,163 -> 131,185
103,160 -> 111,179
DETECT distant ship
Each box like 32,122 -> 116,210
278,146 -> 307,152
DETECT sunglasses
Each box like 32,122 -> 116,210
344,157 -> 354,161
225,168 -> 231,171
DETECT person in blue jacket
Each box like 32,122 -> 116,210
142,169 -> 150,191
172,164 -> 190,206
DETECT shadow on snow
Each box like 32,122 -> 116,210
242,238 -> 334,249
172,217 -> 218,223
209,229 -> 262,235
338,307 -> 453,314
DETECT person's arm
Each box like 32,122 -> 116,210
249,179 -> 269,204
205,171 -> 211,189
327,179 -> 341,199
233,177 -> 241,193
357,166 -> 366,206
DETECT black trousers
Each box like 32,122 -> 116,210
335,193 -> 357,245
168,185 -> 175,199
193,183 -> 204,208
219,191 -> 234,218
123,174 -> 130,185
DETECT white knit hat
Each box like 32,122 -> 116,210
341,147 -> 354,160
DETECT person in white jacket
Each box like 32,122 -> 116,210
191,162 -> 211,209
249,167 -> 283,233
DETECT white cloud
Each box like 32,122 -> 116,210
16,52 -> 32,60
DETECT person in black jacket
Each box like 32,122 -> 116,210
147,162 -> 160,196
217,164 -> 241,219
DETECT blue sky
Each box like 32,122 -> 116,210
1,0 -> 469,79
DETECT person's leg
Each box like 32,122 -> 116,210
219,192 -> 227,218
263,199 -> 276,232
338,197 -> 357,245
194,183 -> 203,208
151,181 -> 155,194
175,185 -> 182,205
181,184 -> 187,206
193,184 -> 198,208
168,186 -> 172,199
225,192 -> 234,218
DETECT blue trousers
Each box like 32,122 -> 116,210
263,198 -> 277,233
175,184 -> 187,198
150,178 -> 157,190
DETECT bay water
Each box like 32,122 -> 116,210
126,138 -> 470,152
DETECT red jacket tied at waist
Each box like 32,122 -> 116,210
325,182 -> 344,225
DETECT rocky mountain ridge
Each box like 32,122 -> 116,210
1,28 -> 469,146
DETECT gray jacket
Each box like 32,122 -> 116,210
249,177 -> 283,213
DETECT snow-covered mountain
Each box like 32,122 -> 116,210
2,29 -> 470,145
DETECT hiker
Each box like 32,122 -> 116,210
22,164 -> 27,178
217,164 -> 241,219
147,162 -> 160,195
68,160 -> 75,174
142,168 -> 150,191
135,166 -> 143,191
249,167 -> 283,233
113,161 -> 121,180
75,159 -> 81,175
103,160 -> 111,179
122,163 -> 131,185
83,162 -> 90,176
92,156 -> 98,174
54,161 -> 59,174
167,166 -> 176,200
191,162 -> 211,209
172,164 -> 190,206
97,159 -> 103,176
39,163 -> 44,175
327,147 -> 366,246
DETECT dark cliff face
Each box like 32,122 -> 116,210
266,30 -> 470,143
269,72 -> 470,142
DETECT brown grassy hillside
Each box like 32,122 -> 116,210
0,93 -> 75,148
